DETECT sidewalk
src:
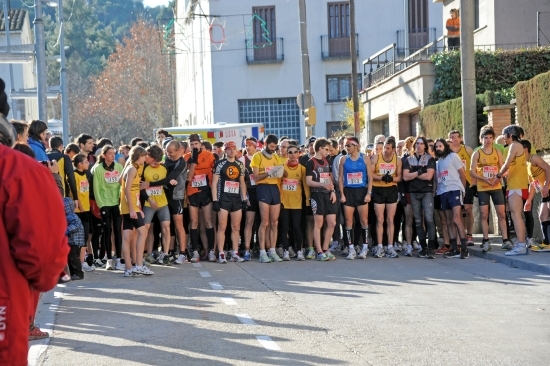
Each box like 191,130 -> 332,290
468,234 -> 550,275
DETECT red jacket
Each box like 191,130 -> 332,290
0,145 -> 69,366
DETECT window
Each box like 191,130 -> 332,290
327,74 -> 362,102
238,98 -> 300,141
252,6 -> 276,43
328,2 -> 350,38
408,0 -> 429,50
475,0 -> 487,29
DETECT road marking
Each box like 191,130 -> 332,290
209,282 -> 224,290
221,297 -> 237,306
192,263 -> 203,268
199,271 -> 212,278
236,314 -> 257,325
256,335 -> 281,351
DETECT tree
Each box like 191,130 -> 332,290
71,19 -> 174,143
333,98 -> 365,138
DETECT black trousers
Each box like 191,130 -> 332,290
279,207 -> 303,251
99,205 -> 122,259
68,245 -> 84,278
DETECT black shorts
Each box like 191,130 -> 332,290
188,189 -> 212,208
310,191 -> 338,216
434,194 -> 442,211
463,182 -> 474,205
372,185 -> 398,204
168,199 -> 184,215
220,199 -> 242,213
122,212 -> 145,230
543,191 -> 550,203
247,189 -> 259,213
257,184 -> 280,206
343,186 -> 368,207
478,189 -> 505,206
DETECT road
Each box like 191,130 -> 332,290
32,252 -> 550,365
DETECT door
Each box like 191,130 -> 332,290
328,2 -> 350,57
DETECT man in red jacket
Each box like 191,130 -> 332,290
0,80 -> 69,366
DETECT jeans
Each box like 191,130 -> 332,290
410,192 -> 436,246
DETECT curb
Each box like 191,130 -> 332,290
468,245 -> 550,275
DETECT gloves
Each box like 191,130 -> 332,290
381,172 -> 393,183
409,165 -> 418,173
191,147 -> 200,164
471,185 -> 478,198
242,200 -> 248,212
418,166 -> 427,175
212,201 -> 220,212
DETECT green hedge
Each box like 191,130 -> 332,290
429,47 -> 550,105
516,71 -> 550,150
419,95 -> 487,139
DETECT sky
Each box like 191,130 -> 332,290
142,0 -> 170,7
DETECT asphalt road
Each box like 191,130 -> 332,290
31,251 -> 550,365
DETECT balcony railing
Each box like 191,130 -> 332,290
246,37 -> 284,64
321,34 -> 359,60
396,28 -> 437,56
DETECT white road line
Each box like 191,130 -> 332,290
192,263 -> 202,268
256,335 -> 281,351
209,282 -> 224,290
221,297 -> 237,306
236,314 -> 257,325
199,271 -> 212,278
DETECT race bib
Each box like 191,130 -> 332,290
104,170 -> 120,183
482,166 -> 498,179
347,172 -> 363,185
79,180 -> 89,193
379,163 -> 395,175
136,193 -> 141,209
224,181 -> 240,194
320,172 -> 330,184
283,178 -> 299,191
438,170 -> 448,183
533,179 -> 542,192
265,166 -> 274,174
146,186 -> 162,196
192,174 -> 207,187
250,174 -> 256,186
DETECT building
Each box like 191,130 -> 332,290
174,0 -> 442,142
361,0 -> 550,143
0,9 -> 38,121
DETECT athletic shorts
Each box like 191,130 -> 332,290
506,189 -> 529,200
143,205 -> 171,224
187,189 -> 212,208
220,199 -> 242,213
168,199 -> 184,215
343,186 -> 368,207
247,188 -> 259,213
310,191 -> 338,216
438,190 -> 463,211
257,184 -> 280,206
478,189 -> 505,206
372,185 -> 398,205
543,192 -> 550,203
434,194 -> 442,211
463,182 -> 474,205
122,212 -> 145,230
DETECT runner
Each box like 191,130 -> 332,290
371,138 -> 402,258
470,125 -> 508,253
47,136 -> 78,200
306,138 -> 338,261
338,136 -> 373,259
240,137 -> 260,261
299,136 -> 317,259
119,146 -> 154,276
212,141 -> 247,263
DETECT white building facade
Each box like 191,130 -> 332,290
175,0 -> 442,142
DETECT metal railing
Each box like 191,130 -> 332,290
246,37 -> 284,64
396,28 -> 437,56
321,34 -> 359,60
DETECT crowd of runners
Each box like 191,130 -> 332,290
10,120 -> 550,281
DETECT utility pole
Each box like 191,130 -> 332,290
349,0 -> 360,139
298,0 -> 313,139
460,0 -> 477,147
59,0 -> 69,143
2,1 -> 16,116
34,0 -> 48,122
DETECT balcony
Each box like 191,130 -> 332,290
246,38 -> 284,64
321,34 -> 358,60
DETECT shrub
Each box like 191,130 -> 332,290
515,71 -> 550,150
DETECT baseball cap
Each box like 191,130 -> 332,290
307,136 -> 317,145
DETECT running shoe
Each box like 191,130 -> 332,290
460,248 -> 470,259
115,258 -> 125,271
144,253 -> 157,265
306,247 -> 316,260
175,254 -> 188,264
341,246 -> 349,256
502,240 -> 514,251
134,265 -> 154,275
417,249 -> 427,258
218,253 -> 227,264
29,324 -> 50,341
528,237 -> 538,248
93,258 -> 105,268
243,250 -> 252,261
162,254 -> 172,266
357,248 -> 368,259
288,247 -> 297,258
426,248 -> 436,259
354,245 -> 361,255
505,244 -> 528,256
386,247 -> 399,258
466,235 -> 474,246
268,251 -> 283,262
156,252 -> 166,265
105,258 -> 115,270
316,253 -> 329,261
435,246 -> 450,255
444,249 -> 461,258
82,262 -> 96,272
190,251 -> 201,263
85,254 -> 94,267
324,251 -> 336,261
329,240 -> 339,252
208,250 -> 216,262
395,243 -> 403,252
124,268 -> 136,277
404,244 -> 413,257
230,253 -> 244,262
259,252 -> 272,263
276,247 -> 284,259
70,274 -> 83,281
347,247 -> 357,260
481,241 -> 492,253
282,250 -> 291,261
538,244 -> 550,252
296,250 -> 305,261
412,241 -> 421,251
373,246 -> 384,258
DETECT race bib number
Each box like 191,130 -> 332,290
250,174 -> 256,186
461,160 -> 467,169
224,181 -> 240,194
146,186 -> 162,196
438,170 -> 448,183
379,163 -> 395,175
104,170 -> 120,183
192,174 -> 207,187
283,179 -> 299,191
79,180 -> 89,193
482,166 -> 498,179
320,173 -> 330,184
347,172 -> 363,185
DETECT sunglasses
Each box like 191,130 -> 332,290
345,144 -> 357,148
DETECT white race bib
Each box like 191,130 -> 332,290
250,174 -> 256,186
104,170 -> 120,184
224,181 -> 240,194
482,166 -> 498,179
283,178 -> 299,191
320,172 -> 330,184
438,170 -> 448,183
379,163 -> 395,175
192,174 -> 207,187
146,186 -> 162,196
79,180 -> 89,193
347,172 -> 363,185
